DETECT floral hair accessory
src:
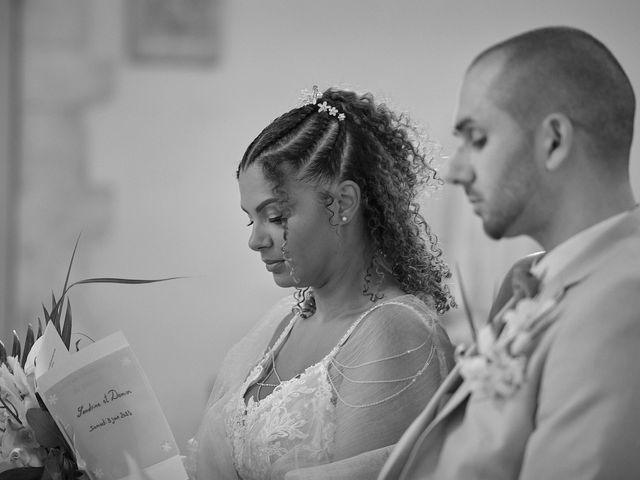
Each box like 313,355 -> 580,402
318,101 -> 346,121
299,86 -> 346,121
299,85 -> 323,106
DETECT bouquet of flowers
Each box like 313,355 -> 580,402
0,239 -> 176,479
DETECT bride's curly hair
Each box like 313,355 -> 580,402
237,87 -> 455,315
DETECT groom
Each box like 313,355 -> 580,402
379,26 -> 640,479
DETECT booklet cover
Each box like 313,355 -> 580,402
36,324 -> 188,480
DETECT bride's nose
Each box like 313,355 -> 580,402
248,222 -> 273,251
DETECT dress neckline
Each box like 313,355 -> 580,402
242,294 -> 417,406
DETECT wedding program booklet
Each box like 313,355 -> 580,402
35,323 -> 188,480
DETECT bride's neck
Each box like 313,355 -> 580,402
310,254 -> 400,322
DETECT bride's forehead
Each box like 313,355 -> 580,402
239,171 -> 330,213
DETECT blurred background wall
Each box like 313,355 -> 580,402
2,0 -> 639,450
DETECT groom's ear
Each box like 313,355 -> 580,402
539,113 -> 573,171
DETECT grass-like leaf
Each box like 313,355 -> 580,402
67,276 -> 184,288
0,467 -> 44,479
61,300 -> 72,350
26,408 -> 68,448
11,238 -> 182,363
37,317 -> 43,339
51,293 -> 61,336
11,330 -> 20,359
60,234 -> 80,304
455,264 -> 477,344
0,340 -> 6,365
21,324 -> 35,367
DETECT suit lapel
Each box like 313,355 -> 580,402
380,209 -> 640,480
542,208 -> 640,296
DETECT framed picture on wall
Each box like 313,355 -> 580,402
126,0 -> 220,66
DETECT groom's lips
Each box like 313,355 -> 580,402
467,195 -> 483,213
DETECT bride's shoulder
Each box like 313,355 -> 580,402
340,294 -> 441,349
366,294 -> 438,327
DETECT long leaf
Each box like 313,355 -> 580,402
51,293 -> 64,335
26,408 -> 68,448
44,235 -> 83,351
455,264 -> 477,344
61,300 -> 72,350
68,276 -> 184,289
36,317 -> 43,339
51,293 -> 59,324
50,276 -> 184,305
21,324 -> 35,367
0,467 -> 44,480
11,330 -> 20,359
51,293 -> 61,337
0,340 -> 6,365
60,234 -> 81,308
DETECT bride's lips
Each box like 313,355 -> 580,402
264,259 -> 285,272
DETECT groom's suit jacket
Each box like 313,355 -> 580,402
379,208 -> 640,480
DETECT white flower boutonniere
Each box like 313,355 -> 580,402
457,265 -> 562,400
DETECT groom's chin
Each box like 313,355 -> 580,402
481,217 -> 512,240
483,225 -> 505,240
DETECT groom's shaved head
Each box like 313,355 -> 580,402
470,26 -> 635,160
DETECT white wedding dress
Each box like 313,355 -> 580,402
186,294 -> 452,480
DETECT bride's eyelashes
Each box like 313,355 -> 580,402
245,216 -> 284,227
268,216 -> 284,225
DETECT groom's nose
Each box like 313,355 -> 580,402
442,150 -> 475,186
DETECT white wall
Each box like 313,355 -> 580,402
31,0 -> 640,449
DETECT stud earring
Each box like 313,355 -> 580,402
341,216 -> 348,222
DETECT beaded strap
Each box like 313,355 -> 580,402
327,346 -> 436,408
325,299 -> 439,408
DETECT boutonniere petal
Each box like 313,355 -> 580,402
511,265 -> 541,299
456,266 -> 562,400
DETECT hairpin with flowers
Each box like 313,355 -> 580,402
299,85 -> 346,121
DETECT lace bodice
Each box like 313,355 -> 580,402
227,359 -> 336,479
187,295 -> 453,480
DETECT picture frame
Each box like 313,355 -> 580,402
126,0 -> 219,66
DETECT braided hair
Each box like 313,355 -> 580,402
237,87 -> 454,315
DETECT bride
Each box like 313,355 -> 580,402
187,87 -> 455,479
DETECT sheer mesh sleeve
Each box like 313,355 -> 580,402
186,296 -> 295,479
328,297 -> 453,459
282,295 -> 454,479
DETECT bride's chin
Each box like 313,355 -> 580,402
272,274 -> 296,288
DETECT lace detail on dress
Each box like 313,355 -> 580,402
226,360 -> 336,480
